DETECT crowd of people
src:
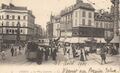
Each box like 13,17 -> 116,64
10,46 -> 23,57
36,45 -> 58,64
0,41 -> 118,65
63,44 -> 89,62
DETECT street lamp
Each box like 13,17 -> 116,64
16,21 -> 20,45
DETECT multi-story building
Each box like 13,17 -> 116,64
47,0 -> 115,47
60,0 -> 95,43
53,15 -> 61,38
0,3 -> 35,44
34,24 -> 42,40
46,14 -> 61,40
94,11 -> 114,45
46,15 -> 53,39
60,5 -> 73,37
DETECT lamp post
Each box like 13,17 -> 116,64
0,22 -> 3,51
16,21 -> 20,46
111,0 -> 120,54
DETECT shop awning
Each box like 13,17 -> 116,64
64,38 -> 71,43
59,38 -> 66,42
70,37 -> 87,43
94,38 -> 106,43
110,36 -> 119,43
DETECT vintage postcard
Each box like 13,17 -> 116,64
0,0 -> 120,73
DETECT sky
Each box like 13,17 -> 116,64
0,0 -> 112,29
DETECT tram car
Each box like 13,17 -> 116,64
26,41 -> 38,61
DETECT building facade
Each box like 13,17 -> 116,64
0,3 -> 35,44
46,0 -> 115,46
46,15 -> 61,39
34,24 -> 42,40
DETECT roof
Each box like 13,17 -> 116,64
1,3 -> 27,10
74,2 -> 95,11
94,12 -> 113,22
60,1 -> 95,16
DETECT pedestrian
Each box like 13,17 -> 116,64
80,49 -> 84,61
84,49 -> 88,61
100,45 -> 107,65
66,48 -> 70,60
14,48 -> 17,56
64,47 -> 67,55
16,47 -> 19,55
36,46 -> 43,65
52,47 -> 57,61
44,47 -> 49,61
72,48 -> 76,58
79,46 -> 85,61
11,47 -> 14,56
1,50 -> 6,60
19,46 -> 22,55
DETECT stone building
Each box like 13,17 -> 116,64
0,3 -> 35,44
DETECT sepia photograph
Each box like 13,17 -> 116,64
0,0 -> 120,73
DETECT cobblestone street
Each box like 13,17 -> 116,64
0,49 -> 119,66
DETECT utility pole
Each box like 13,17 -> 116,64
111,0 -> 120,53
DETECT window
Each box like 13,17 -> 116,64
9,29 -> 11,32
12,22 -> 15,26
100,22 -> 103,28
75,11 -> 77,17
23,23 -> 26,27
6,15 -> 9,19
21,30 -> 22,33
96,22 -> 98,28
23,16 -> 26,20
6,22 -> 9,26
89,12 -> 92,18
1,22 -> 3,26
12,15 -> 15,19
18,16 -> 20,20
6,29 -> 8,34
82,19 -> 85,25
2,15 -> 4,19
88,20 -> 92,26
15,30 -> 17,33
75,19 -> 77,26
82,11 -> 86,17
12,30 -> 14,34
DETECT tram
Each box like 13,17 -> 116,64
26,41 -> 38,61
26,39 -> 50,61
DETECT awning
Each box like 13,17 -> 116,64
64,38 -> 71,43
59,38 -> 66,42
110,36 -> 119,43
70,37 -> 87,43
94,38 -> 106,43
